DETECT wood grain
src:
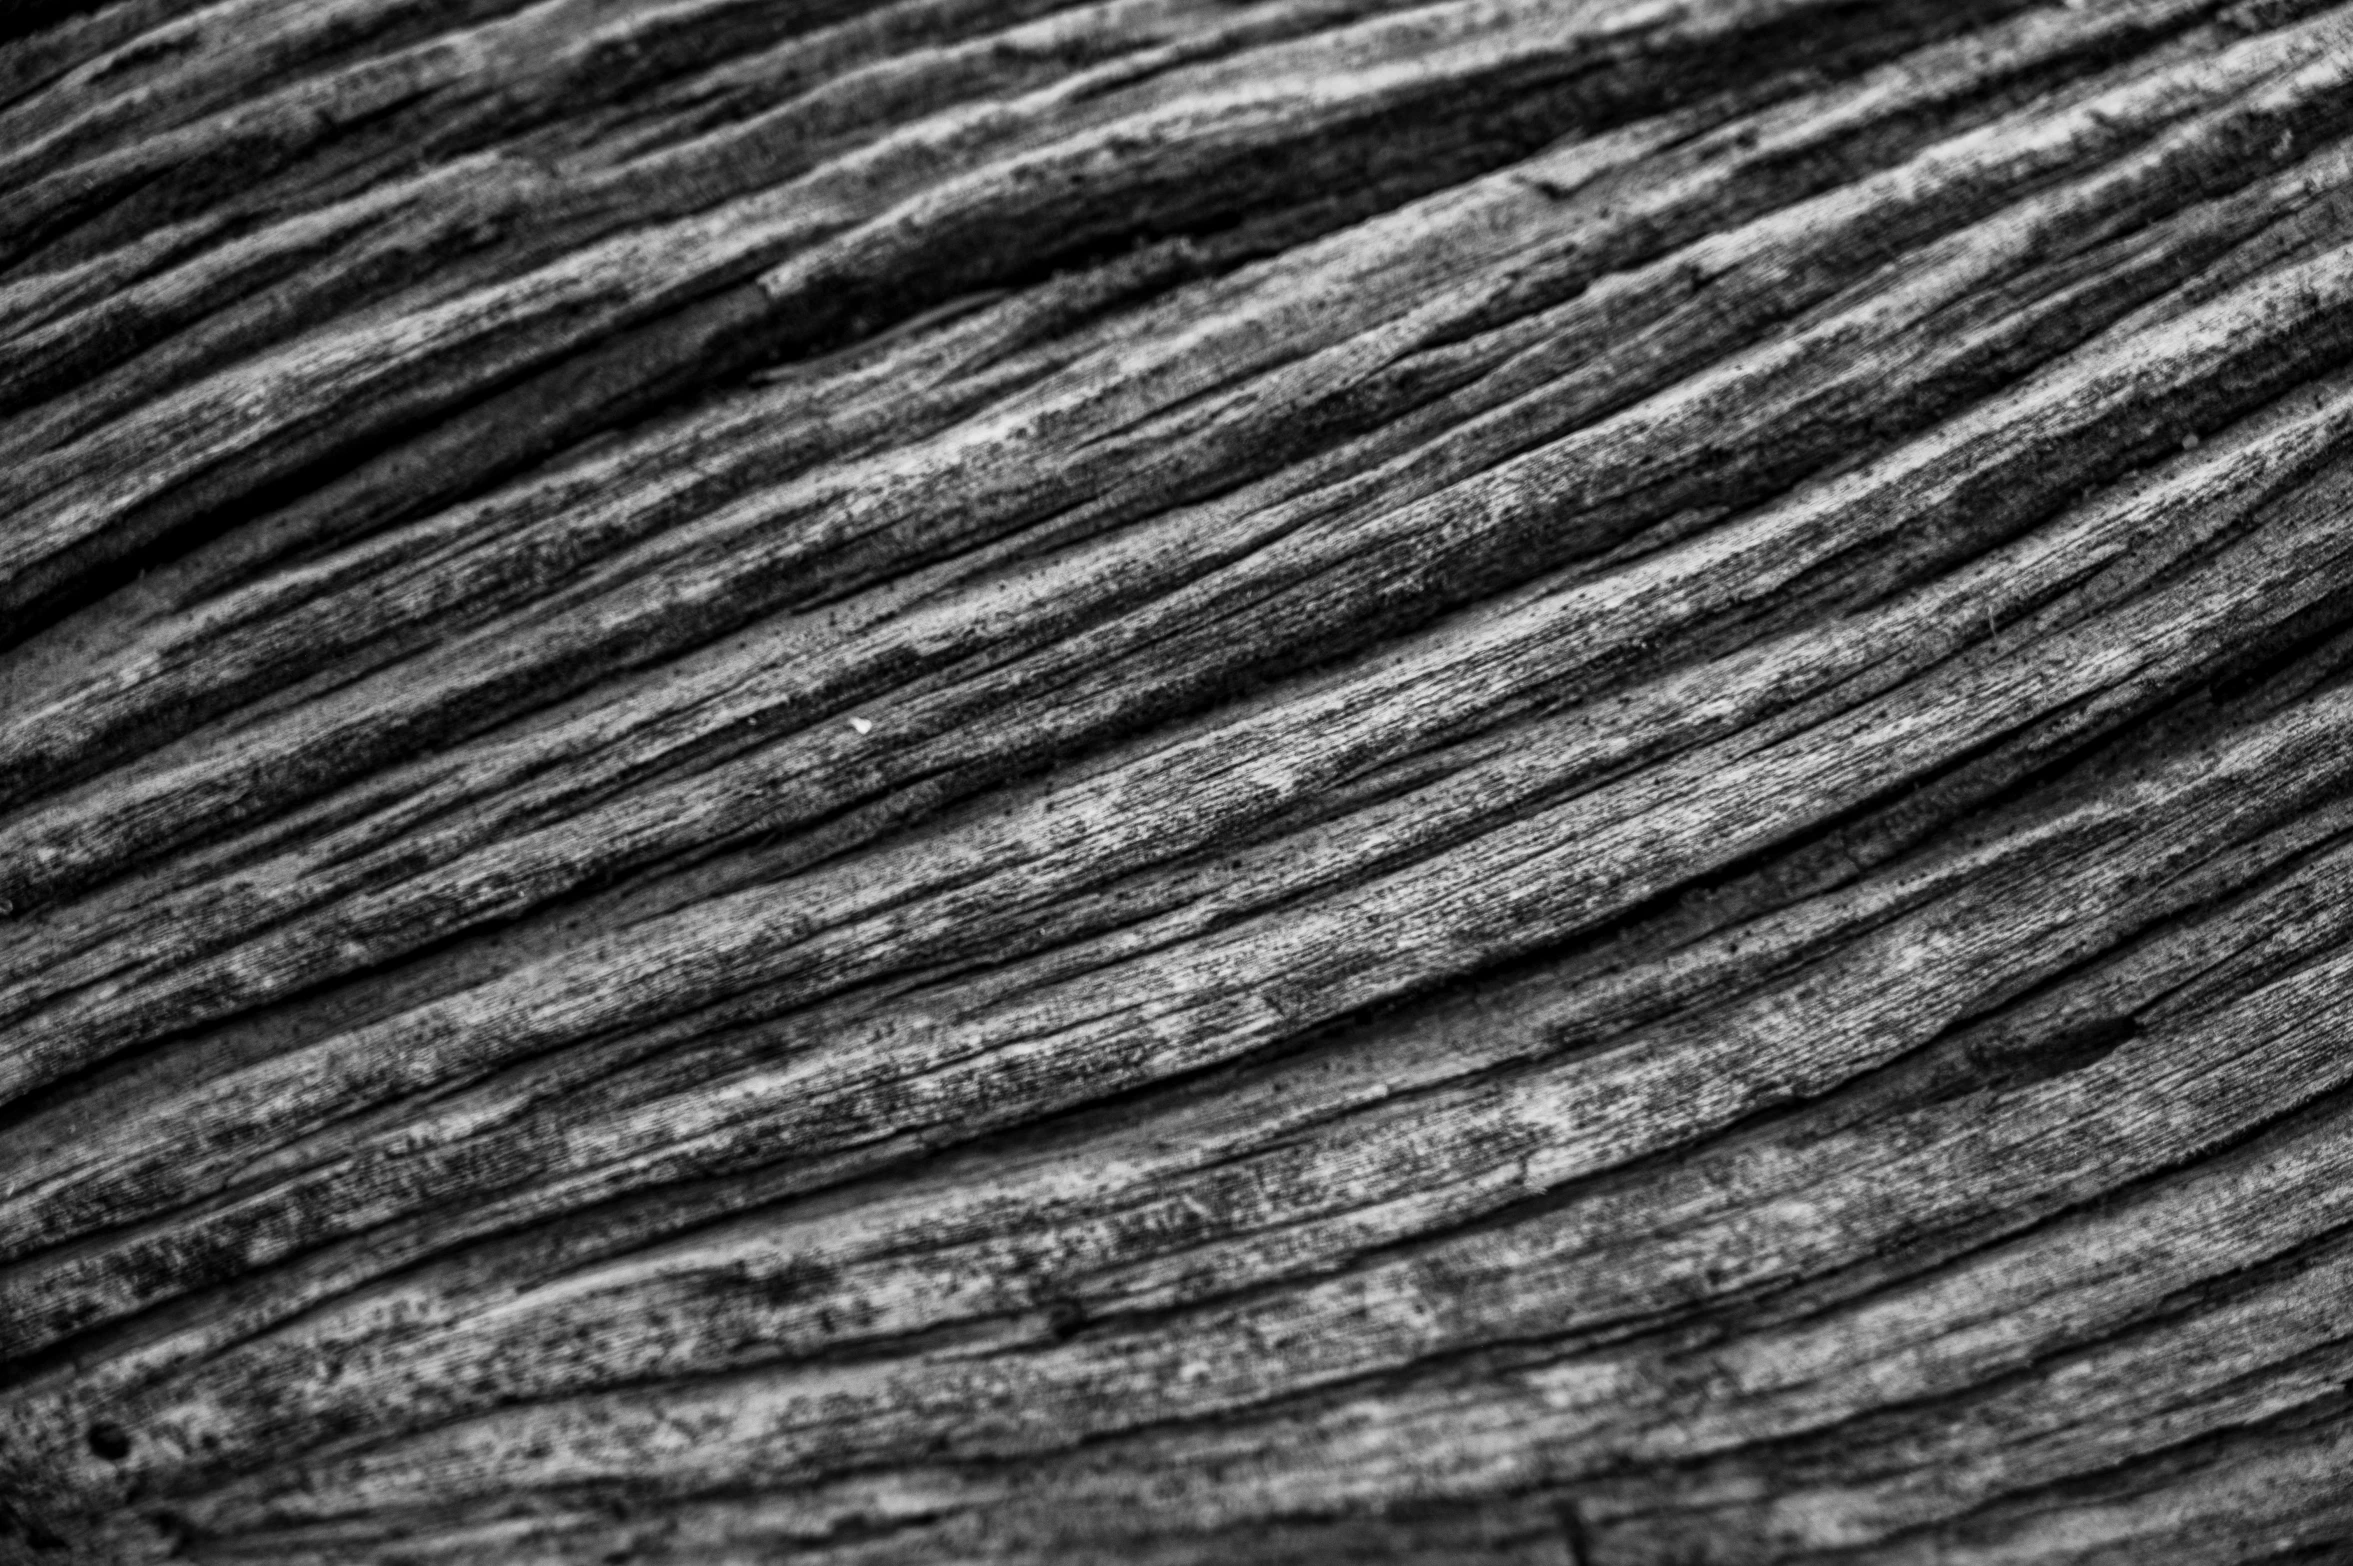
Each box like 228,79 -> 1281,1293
3,1 -> 2352,1561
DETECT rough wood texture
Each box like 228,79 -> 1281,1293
4,0 -> 2353,1560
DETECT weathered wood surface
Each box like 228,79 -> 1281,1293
4,0 -> 2353,1559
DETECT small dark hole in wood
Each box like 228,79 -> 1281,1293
148,1510 -> 199,1558
86,1422 -> 131,1461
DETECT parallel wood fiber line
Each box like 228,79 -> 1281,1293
2,0 -> 2352,1561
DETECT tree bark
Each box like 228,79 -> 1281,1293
4,0 -> 2353,1560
